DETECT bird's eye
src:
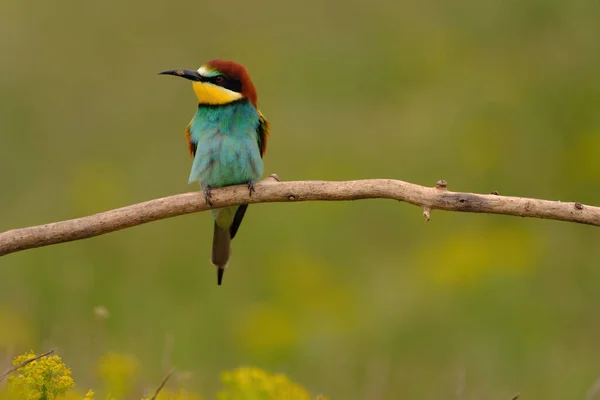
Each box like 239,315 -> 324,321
215,76 -> 224,83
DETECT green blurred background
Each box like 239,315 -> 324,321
2,0 -> 600,398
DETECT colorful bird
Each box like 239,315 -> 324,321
159,59 -> 270,285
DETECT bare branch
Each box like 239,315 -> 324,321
1,174 -> 599,257
0,349 -> 56,382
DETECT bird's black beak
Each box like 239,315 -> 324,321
158,69 -> 202,82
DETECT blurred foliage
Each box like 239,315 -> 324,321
2,0 -> 600,398
0,352 -> 323,400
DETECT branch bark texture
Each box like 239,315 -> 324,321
1,175 -> 598,257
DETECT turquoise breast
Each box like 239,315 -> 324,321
187,99 -> 264,188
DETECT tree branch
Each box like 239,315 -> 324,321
1,174 -> 598,257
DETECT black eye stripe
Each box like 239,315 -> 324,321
199,75 -> 242,94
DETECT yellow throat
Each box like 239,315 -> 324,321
192,81 -> 242,105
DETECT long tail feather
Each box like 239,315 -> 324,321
230,204 -> 249,239
212,223 -> 231,285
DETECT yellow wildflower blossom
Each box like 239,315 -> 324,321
140,389 -> 203,400
97,352 -> 140,398
7,351 -> 75,400
217,367 -> 326,400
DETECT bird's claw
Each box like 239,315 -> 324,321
203,186 -> 213,206
247,181 -> 256,196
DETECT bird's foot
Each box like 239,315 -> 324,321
202,185 -> 213,206
247,181 -> 256,197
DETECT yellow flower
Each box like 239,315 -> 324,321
7,351 -> 75,400
97,352 -> 140,398
140,389 -> 203,400
217,367 -> 326,400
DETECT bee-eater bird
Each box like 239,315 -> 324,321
159,59 -> 269,286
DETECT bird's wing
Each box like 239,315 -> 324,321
185,121 -> 197,157
231,109 -> 269,240
257,110 -> 270,158
229,204 -> 248,240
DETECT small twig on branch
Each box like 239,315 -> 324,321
150,369 -> 174,400
423,179 -> 448,222
1,174 -> 599,257
0,349 -> 56,382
